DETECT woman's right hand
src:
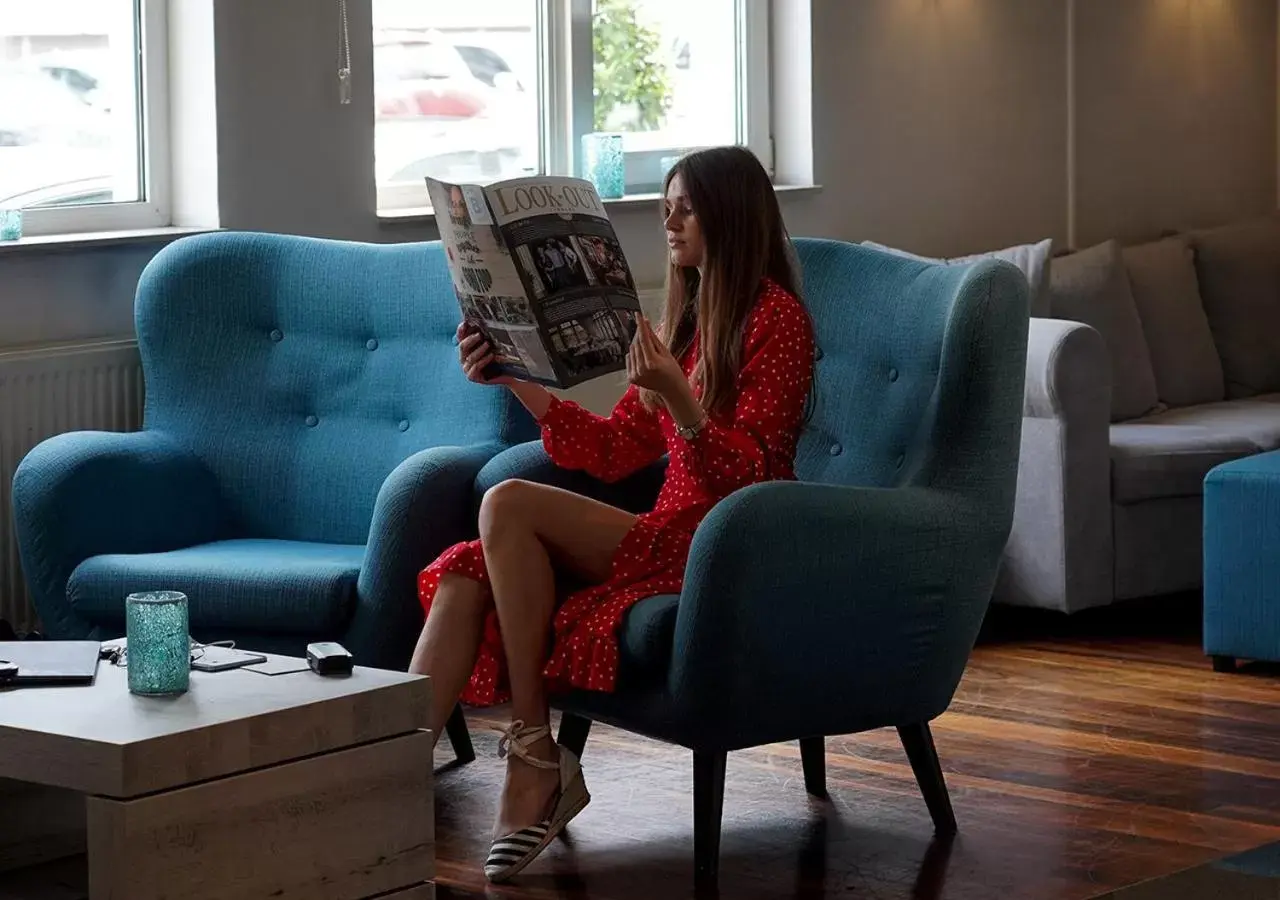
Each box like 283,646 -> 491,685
457,322 -> 514,386
456,322 -> 553,419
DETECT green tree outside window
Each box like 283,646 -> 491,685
592,0 -> 673,132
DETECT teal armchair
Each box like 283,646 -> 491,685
12,232 -> 538,762
472,238 -> 1031,880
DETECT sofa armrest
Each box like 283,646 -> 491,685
667,481 -> 996,749
351,443 -> 504,670
995,318 -> 1114,612
474,440 -> 666,514
12,430 -> 227,639
1023,318 -> 1110,420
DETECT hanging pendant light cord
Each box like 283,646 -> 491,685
338,0 -> 352,104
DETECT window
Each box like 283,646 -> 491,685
0,0 -> 169,236
374,0 -> 770,213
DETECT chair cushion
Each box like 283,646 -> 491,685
1109,395 -> 1280,502
68,539 -> 364,635
618,593 -> 680,681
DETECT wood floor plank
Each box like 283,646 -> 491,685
429,605 -> 1280,899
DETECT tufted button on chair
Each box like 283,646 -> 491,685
13,231 -> 538,762
470,237 -> 1031,881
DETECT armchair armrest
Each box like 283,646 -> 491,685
668,480 -> 996,749
475,440 -> 667,515
351,442 -> 505,670
12,430 -> 227,639
995,318 -> 1113,613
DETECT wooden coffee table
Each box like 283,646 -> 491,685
0,652 -> 434,899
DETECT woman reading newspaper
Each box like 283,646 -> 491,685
410,145 -> 816,883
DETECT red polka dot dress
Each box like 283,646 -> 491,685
417,278 -> 815,705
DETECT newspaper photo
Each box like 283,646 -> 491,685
427,175 -> 642,389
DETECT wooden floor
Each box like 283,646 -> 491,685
431,595 -> 1280,900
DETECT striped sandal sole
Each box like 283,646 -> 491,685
485,775 -> 591,883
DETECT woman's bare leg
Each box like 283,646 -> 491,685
479,479 -> 637,836
408,573 -> 488,747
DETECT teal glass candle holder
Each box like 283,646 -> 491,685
582,132 -> 625,200
125,591 -> 190,696
0,209 -> 22,242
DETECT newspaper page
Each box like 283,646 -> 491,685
483,176 -> 642,388
426,176 -> 560,384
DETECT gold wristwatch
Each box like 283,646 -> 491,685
676,414 -> 708,441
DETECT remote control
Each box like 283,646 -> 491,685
306,642 -> 353,676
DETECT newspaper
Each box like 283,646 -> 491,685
426,175 -> 642,388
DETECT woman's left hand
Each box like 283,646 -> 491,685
627,316 -> 688,398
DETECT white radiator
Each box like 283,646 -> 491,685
0,340 -> 144,634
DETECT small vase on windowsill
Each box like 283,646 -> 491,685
581,132 -> 625,200
0,209 -> 22,242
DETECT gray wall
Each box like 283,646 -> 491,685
2,0 -> 1276,352
1072,0 -> 1278,245
806,0 -> 1071,255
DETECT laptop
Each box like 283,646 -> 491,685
0,641 -> 101,686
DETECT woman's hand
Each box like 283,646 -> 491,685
457,322 -> 553,419
457,322 -> 514,386
627,316 -> 688,399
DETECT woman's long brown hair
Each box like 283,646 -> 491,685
643,145 -> 801,415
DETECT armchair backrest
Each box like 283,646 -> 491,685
793,238 -> 1030,513
135,231 -> 537,544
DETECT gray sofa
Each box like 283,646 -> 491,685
995,214 -> 1280,612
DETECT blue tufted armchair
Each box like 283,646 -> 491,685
12,231 -> 536,757
468,238 -> 1030,880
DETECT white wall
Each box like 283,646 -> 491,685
2,0 -> 1276,355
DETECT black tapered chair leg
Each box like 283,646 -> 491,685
445,704 -> 475,764
557,712 -> 593,758
693,750 -> 728,882
799,737 -> 827,798
898,722 -> 957,835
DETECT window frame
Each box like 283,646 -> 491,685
375,0 -> 772,213
13,0 -> 172,237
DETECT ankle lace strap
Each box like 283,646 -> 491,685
494,720 -> 559,770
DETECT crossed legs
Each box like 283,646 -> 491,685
409,479 -> 636,836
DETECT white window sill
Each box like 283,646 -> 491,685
377,183 -> 823,225
0,226 -> 215,257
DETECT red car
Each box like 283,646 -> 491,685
374,33 -> 518,120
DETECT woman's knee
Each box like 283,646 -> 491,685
433,572 -> 488,613
478,478 -> 544,539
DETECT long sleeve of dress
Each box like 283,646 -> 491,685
539,385 -> 666,483
670,290 -> 815,499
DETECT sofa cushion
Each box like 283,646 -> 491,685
1133,393 -> 1280,449
1109,395 -> 1280,503
1189,217 -> 1280,399
1051,240 -> 1160,422
861,238 -> 1054,317
1110,425 -> 1257,503
1123,235 -> 1225,408
68,539 -> 363,635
